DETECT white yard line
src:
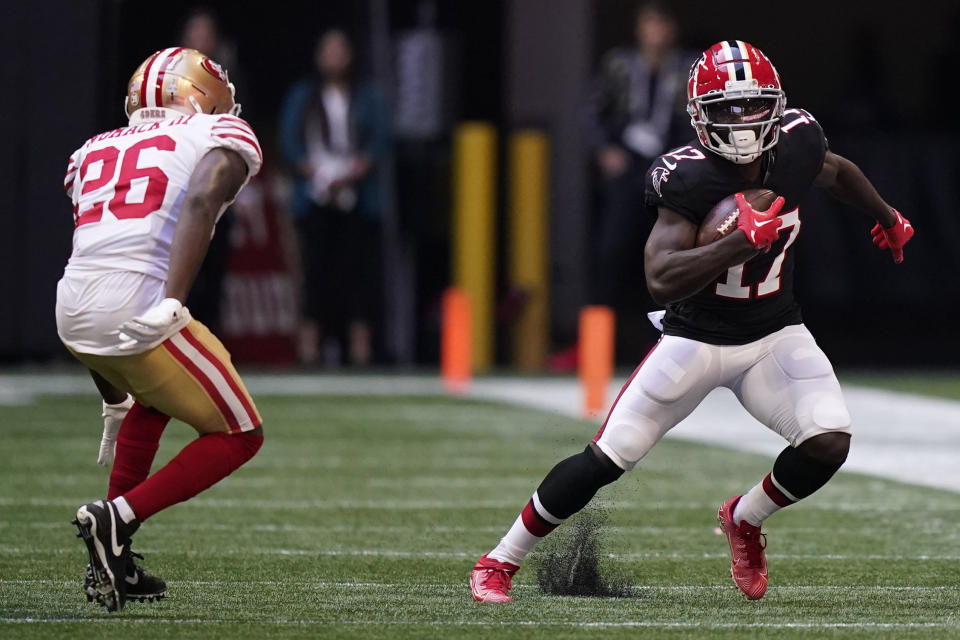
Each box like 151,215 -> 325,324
0,618 -> 955,629
3,546 -> 959,561
2,372 -> 959,491
2,579 -> 957,593
9,521 -> 958,538
0,495 -> 954,512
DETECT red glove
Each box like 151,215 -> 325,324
871,209 -> 913,264
736,192 -> 785,251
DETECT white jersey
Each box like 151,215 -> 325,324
56,107 -> 262,355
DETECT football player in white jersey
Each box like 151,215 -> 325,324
57,47 -> 264,612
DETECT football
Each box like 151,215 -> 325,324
695,188 -> 779,246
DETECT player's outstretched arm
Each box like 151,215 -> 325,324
814,151 -> 896,223
815,151 -> 914,262
644,207 -> 760,304
165,148 -> 248,302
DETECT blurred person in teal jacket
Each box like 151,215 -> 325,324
279,29 -> 391,366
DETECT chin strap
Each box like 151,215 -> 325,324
711,130 -> 762,164
227,82 -> 242,115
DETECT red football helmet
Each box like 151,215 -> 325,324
687,40 -> 785,164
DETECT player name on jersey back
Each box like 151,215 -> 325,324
83,111 -> 198,145
63,108 -> 261,282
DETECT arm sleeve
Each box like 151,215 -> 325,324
644,159 -> 701,224
804,112 -> 828,176
780,108 -> 828,180
209,115 -> 263,178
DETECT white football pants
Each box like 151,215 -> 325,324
594,324 -> 852,471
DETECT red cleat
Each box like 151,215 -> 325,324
470,554 -> 518,603
717,495 -> 768,600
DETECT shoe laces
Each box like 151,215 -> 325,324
740,527 -> 767,568
127,550 -> 146,576
482,568 -> 513,593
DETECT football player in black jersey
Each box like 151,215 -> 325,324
470,40 -> 914,602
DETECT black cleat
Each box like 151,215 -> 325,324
73,499 -> 139,612
123,551 -> 167,602
84,551 -> 166,604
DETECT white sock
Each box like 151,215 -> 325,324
112,496 -> 138,524
487,514 -> 542,566
734,480 -> 785,526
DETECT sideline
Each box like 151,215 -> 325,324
1,372 -> 957,492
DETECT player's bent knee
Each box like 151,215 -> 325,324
585,442 -> 625,482
596,415 -> 663,470
792,390 -> 851,447
811,393 -> 851,431
798,431 -> 850,467
536,444 -> 624,520
233,428 -> 264,464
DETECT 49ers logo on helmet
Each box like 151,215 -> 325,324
201,58 -> 229,83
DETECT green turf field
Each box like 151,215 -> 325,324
1,392 -> 959,639
843,373 -> 960,401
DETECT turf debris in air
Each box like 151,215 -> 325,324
536,506 -> 635,597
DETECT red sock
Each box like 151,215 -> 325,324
123,430 -> 263,521
108,402 -> 170,499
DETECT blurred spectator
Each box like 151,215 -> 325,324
180,7 -> 246,334
279,29 -> 391,366
180,7 -> 246,106
551,2 -> 690,369
393,0 -> 456,363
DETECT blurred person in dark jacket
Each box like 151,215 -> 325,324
279,29 -> 391,366
552,3 -> 691,369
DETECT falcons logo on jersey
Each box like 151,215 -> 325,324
651,167 -> 670,198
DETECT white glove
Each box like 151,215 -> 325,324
99,395 -> 134,466
118,298 -> 190,350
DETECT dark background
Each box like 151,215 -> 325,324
2,0 -> 957,368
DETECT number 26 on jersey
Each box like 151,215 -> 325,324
74,135 -> 176,227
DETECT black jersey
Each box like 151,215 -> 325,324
643,108 -> 828,345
